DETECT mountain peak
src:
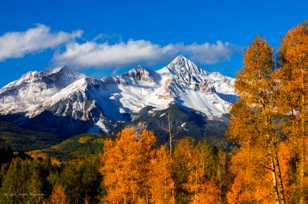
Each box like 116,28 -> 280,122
48,65 -> 69,74
46,66 -> 85,84
156,55 -> 208,90
170,55 -> 191,64
128,65 -> 148,73
166,55 -> 203,75
47,66 -> 81,77
121,66 -> 159,83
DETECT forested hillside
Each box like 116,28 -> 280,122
0,22 -> 306,204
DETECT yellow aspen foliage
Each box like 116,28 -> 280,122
148,145 -> 175,204
226,99 -> 261,146
274,23 -> 308,122
274,22 -> 307,140
276,142 -> 293,203
227,146 -> 275,203
226,36 -> 289,203
44,184 -> 67,204
235,36 -> 273,104
280,23 -> 308,65
100,128 -> 156,204
189,182 -> 220,204
229,37 -> 276,150
274,22 -> 308,203
174,138 -> 220,204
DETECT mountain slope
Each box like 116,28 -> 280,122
0,56 -> 237,139
0,121 -> 62,151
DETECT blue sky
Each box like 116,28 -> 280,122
0,0 -> 307,87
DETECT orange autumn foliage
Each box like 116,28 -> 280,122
226,36 -> 289,203
174,139 -> 220,204
44,184 -> 67,204
100,128 -> 155,203
100,128 -> 176,204
148,146 -> 175,204
190,182 -> 220,204
235,36 -> 273,105
226,22 -> 308,204
274,22 -> 308,203
227,146 -> 275,203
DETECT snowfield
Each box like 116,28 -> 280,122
0,55 -> 237,133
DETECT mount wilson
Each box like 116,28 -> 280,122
0,56 -> 238,142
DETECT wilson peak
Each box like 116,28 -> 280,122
0,56 -> 237,139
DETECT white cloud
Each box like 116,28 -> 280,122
173,41 -> 235,64
54,39 -> 235,68
0,24 -> 82,61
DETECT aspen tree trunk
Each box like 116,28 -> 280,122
269,113 -> 286,204
270,143 -> 285,204
264,108 -> 282,204
272,158 -> 282,204
264,95 -> 286,204
274,149 -> 286,204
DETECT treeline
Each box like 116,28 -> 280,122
0,22 -> 306,204
0,131 -> 228,204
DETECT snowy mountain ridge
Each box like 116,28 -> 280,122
0,56 -> 237,137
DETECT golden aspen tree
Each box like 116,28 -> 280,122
148,145 -> 175,204
189,181 -> 220,204
235,36 -> 273,104
184,145 -> 210,204
227,37 -> 287,203
137,129 -> 157,202
274,22 -> 308,204
276,143 -> 293,202
226,100 -> 260,146
173,139 -> 220,204
227,145 -> 276,203
173,138 -> 194,203
45,184 -> 67,204
100,128 -> 156,204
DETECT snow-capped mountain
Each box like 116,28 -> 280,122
0,56 -> 237,138
0,66 -> 84,115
